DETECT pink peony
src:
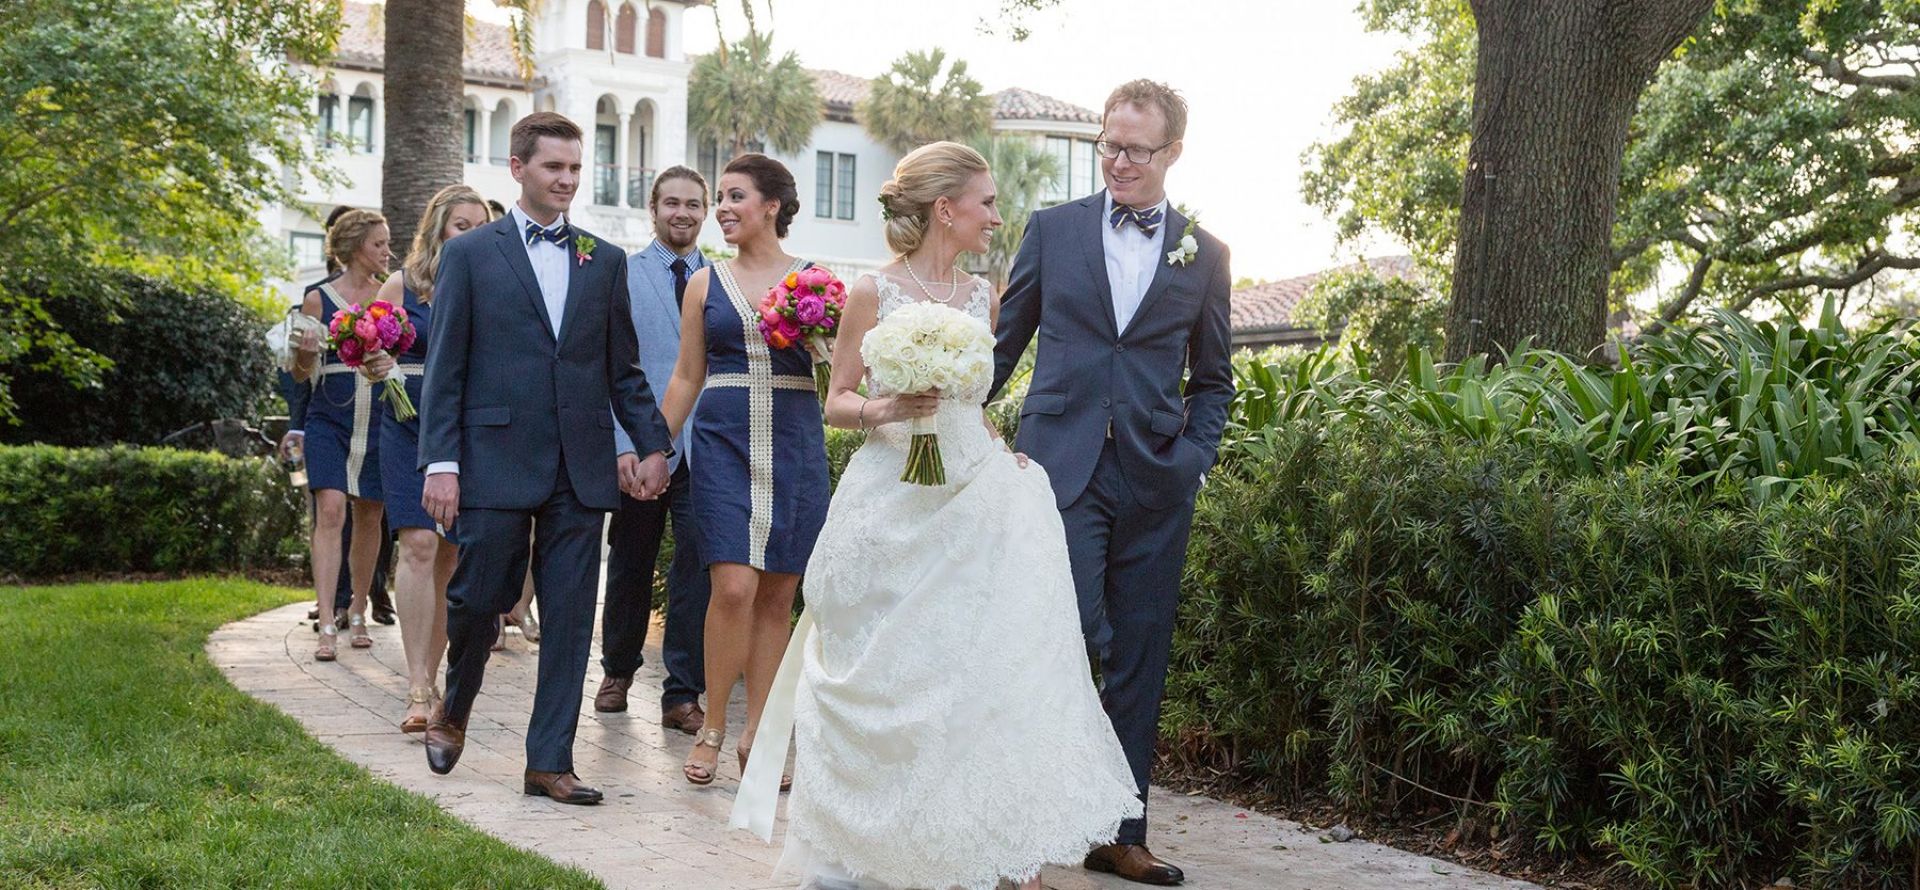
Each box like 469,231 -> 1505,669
825,280 -> 846,300
353,316 -> 379,344
793,294 -> 827,326
337,337 -> 364,364
369,299 -> 395,315
797,266 -> 832,291
375,315 -> 402,346
760,306 -> 783,325
395,328 -> 416,353
775,317 -> 801,342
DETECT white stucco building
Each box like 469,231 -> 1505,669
267,0 -> 1102,294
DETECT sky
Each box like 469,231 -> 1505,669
482,1 -> 1411,282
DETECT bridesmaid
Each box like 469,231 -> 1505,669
361,185 -> 490,732
291,209 -> 390,662
658,153 -> 829,787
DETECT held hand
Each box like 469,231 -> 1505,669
296,327 -> 320,354
277,430 -> 304,462
1013,452 -> 1031,469
423,473 -> 460,529
617,452 -> 642,499
882,392 -> 941,425
637,451 -> 670,500
359,348 -> 395,382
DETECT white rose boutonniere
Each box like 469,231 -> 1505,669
1166,204 -> 1199,267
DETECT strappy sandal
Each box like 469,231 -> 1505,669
401,687 -> 434,734
314,624 -> 338,662
738,741 -> 793,793
684,727 -> 724,786
348,613 -> 373,648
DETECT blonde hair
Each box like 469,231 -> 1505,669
403,185 -> 488,302
876,141 -> 990,257
326,209 -> 388,271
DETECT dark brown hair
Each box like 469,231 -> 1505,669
721,153 -> 799,238
1102,79 -> 1188,143
509,112 -> 583,164
649,164 -> 709,208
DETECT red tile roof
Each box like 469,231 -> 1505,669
1231,256 -> 1416,332
335,2 -> 525,84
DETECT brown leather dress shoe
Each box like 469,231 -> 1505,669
524,769 -> 603,805
423,709 -> 468,775
661,701 -> 705,734
594,675 -> 632,712
1084,844 -> 1184,885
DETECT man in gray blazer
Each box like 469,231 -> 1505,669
596,166 -> 712,733
418,113 -> 671,804
991,80 -> 1233,886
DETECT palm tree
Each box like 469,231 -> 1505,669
858,49 -> 992,154
688,30 -> 821,157
380,0 -> 464,259
970,135 -> 1061,289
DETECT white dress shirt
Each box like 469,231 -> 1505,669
1103,192 -> 1168,335
426,205 -> 573,478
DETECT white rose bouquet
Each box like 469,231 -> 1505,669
860,301 -> 995,485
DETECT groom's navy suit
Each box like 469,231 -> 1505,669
420,210 -> 671,775
991,190 -> 1233,845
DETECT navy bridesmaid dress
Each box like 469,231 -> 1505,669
379,281 -> 434,531
303,282 -> 383,500
689,259 -> 830,574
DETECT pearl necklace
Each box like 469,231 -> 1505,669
902,256 -> 962,307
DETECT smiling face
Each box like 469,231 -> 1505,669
712,172 -> 778,245
1100,101 -> 1182,209
510,135 -> 582,222
440,202 -> 489,242
650,176 -> 707,252
935,171 -> 1002,255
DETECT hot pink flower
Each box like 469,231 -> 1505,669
375,315 -> 402,346
353,317 -> 379,344
338,337 -> 364,364
794,294 -> 827,327
775,318 -> 801,342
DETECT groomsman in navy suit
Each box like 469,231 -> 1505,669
419,112 -> 673,804
595,165 -> 712,732
992,80 -> 1233,886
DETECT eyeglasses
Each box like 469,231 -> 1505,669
1094,137 -> 1177,165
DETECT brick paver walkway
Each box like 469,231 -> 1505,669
209,598 -> 1538,890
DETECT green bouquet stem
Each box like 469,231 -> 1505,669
901,412 -> 945,485
382,377 -> 416,422
814,361 -> 831,403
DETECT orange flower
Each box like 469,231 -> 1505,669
768,329 -> 793,349
783,272 -> 799,290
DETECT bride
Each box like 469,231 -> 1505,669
731,142 -> 1142,890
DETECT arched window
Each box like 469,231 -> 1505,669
585,0 -> 605,50
645,7 -> 666,58
615,3 -> 637,54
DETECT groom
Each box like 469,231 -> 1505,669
992,80 -> 1233,886
419,111 -> 672,804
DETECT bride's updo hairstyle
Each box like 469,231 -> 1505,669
876,141 -> 989,257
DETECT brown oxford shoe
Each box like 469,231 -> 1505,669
423,709 -> 467,775
523,769 -> 603,805
1084,844 -> 1184,885
661,701 -> 705,735
594,675 -> 632,712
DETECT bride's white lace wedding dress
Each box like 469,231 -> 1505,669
736,274 -> 1142,890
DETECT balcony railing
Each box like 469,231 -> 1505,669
594,163 -> 620,206
627,168 -> 656,209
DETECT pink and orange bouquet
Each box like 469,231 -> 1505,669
325,299 -> 419,421
757,265 -> 847,400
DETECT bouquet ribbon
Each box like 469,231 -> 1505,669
729,608 -> 815,840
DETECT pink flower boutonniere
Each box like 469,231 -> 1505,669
574,235 -> 597,268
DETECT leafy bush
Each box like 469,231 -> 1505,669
0,445 -> 303,577
0,273 -> 277,446
1171,413 -> 1920,888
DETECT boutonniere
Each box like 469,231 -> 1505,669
574,235 -> 597,267
1165,204 -> 1199,267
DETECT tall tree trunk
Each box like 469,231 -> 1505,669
1446,0 -> 1711,362
381,1 -> 465,267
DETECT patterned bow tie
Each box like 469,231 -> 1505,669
525,220 -> 570,247
1108,204 -> 1164,237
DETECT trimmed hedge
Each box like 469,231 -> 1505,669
1170,416 -> 1920,887
0,445 -> 303,577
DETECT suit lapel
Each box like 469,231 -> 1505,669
493,219 -> 556,342
1127,202 -> 1186,338
557,229 -> 589,345
1078,191 -> 1119,339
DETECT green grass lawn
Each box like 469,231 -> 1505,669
0,578 -> 602,889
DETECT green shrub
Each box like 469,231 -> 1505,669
1172,414 -> 1920,887
0,445 -> 303,577
0,273 -> 277,446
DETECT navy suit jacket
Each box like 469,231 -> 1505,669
991,191 -> 1234,512
419,215 -> 671,512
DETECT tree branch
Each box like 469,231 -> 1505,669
1726,250 -> 1920,313
1638,250 -> 1715,338
1802,48 -> 1918,92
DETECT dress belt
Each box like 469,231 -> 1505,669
704,373 -> 816,392
320,362 -> 426,376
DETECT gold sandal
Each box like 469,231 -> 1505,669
401,687 -> 434,734
738,741 -> 793,793
684,727 -> 724,786
314,624 -> 338,662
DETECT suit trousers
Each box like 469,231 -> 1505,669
1061,438 -> 1196,846
441,463 -> 606,773
601,464 -> 708,708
